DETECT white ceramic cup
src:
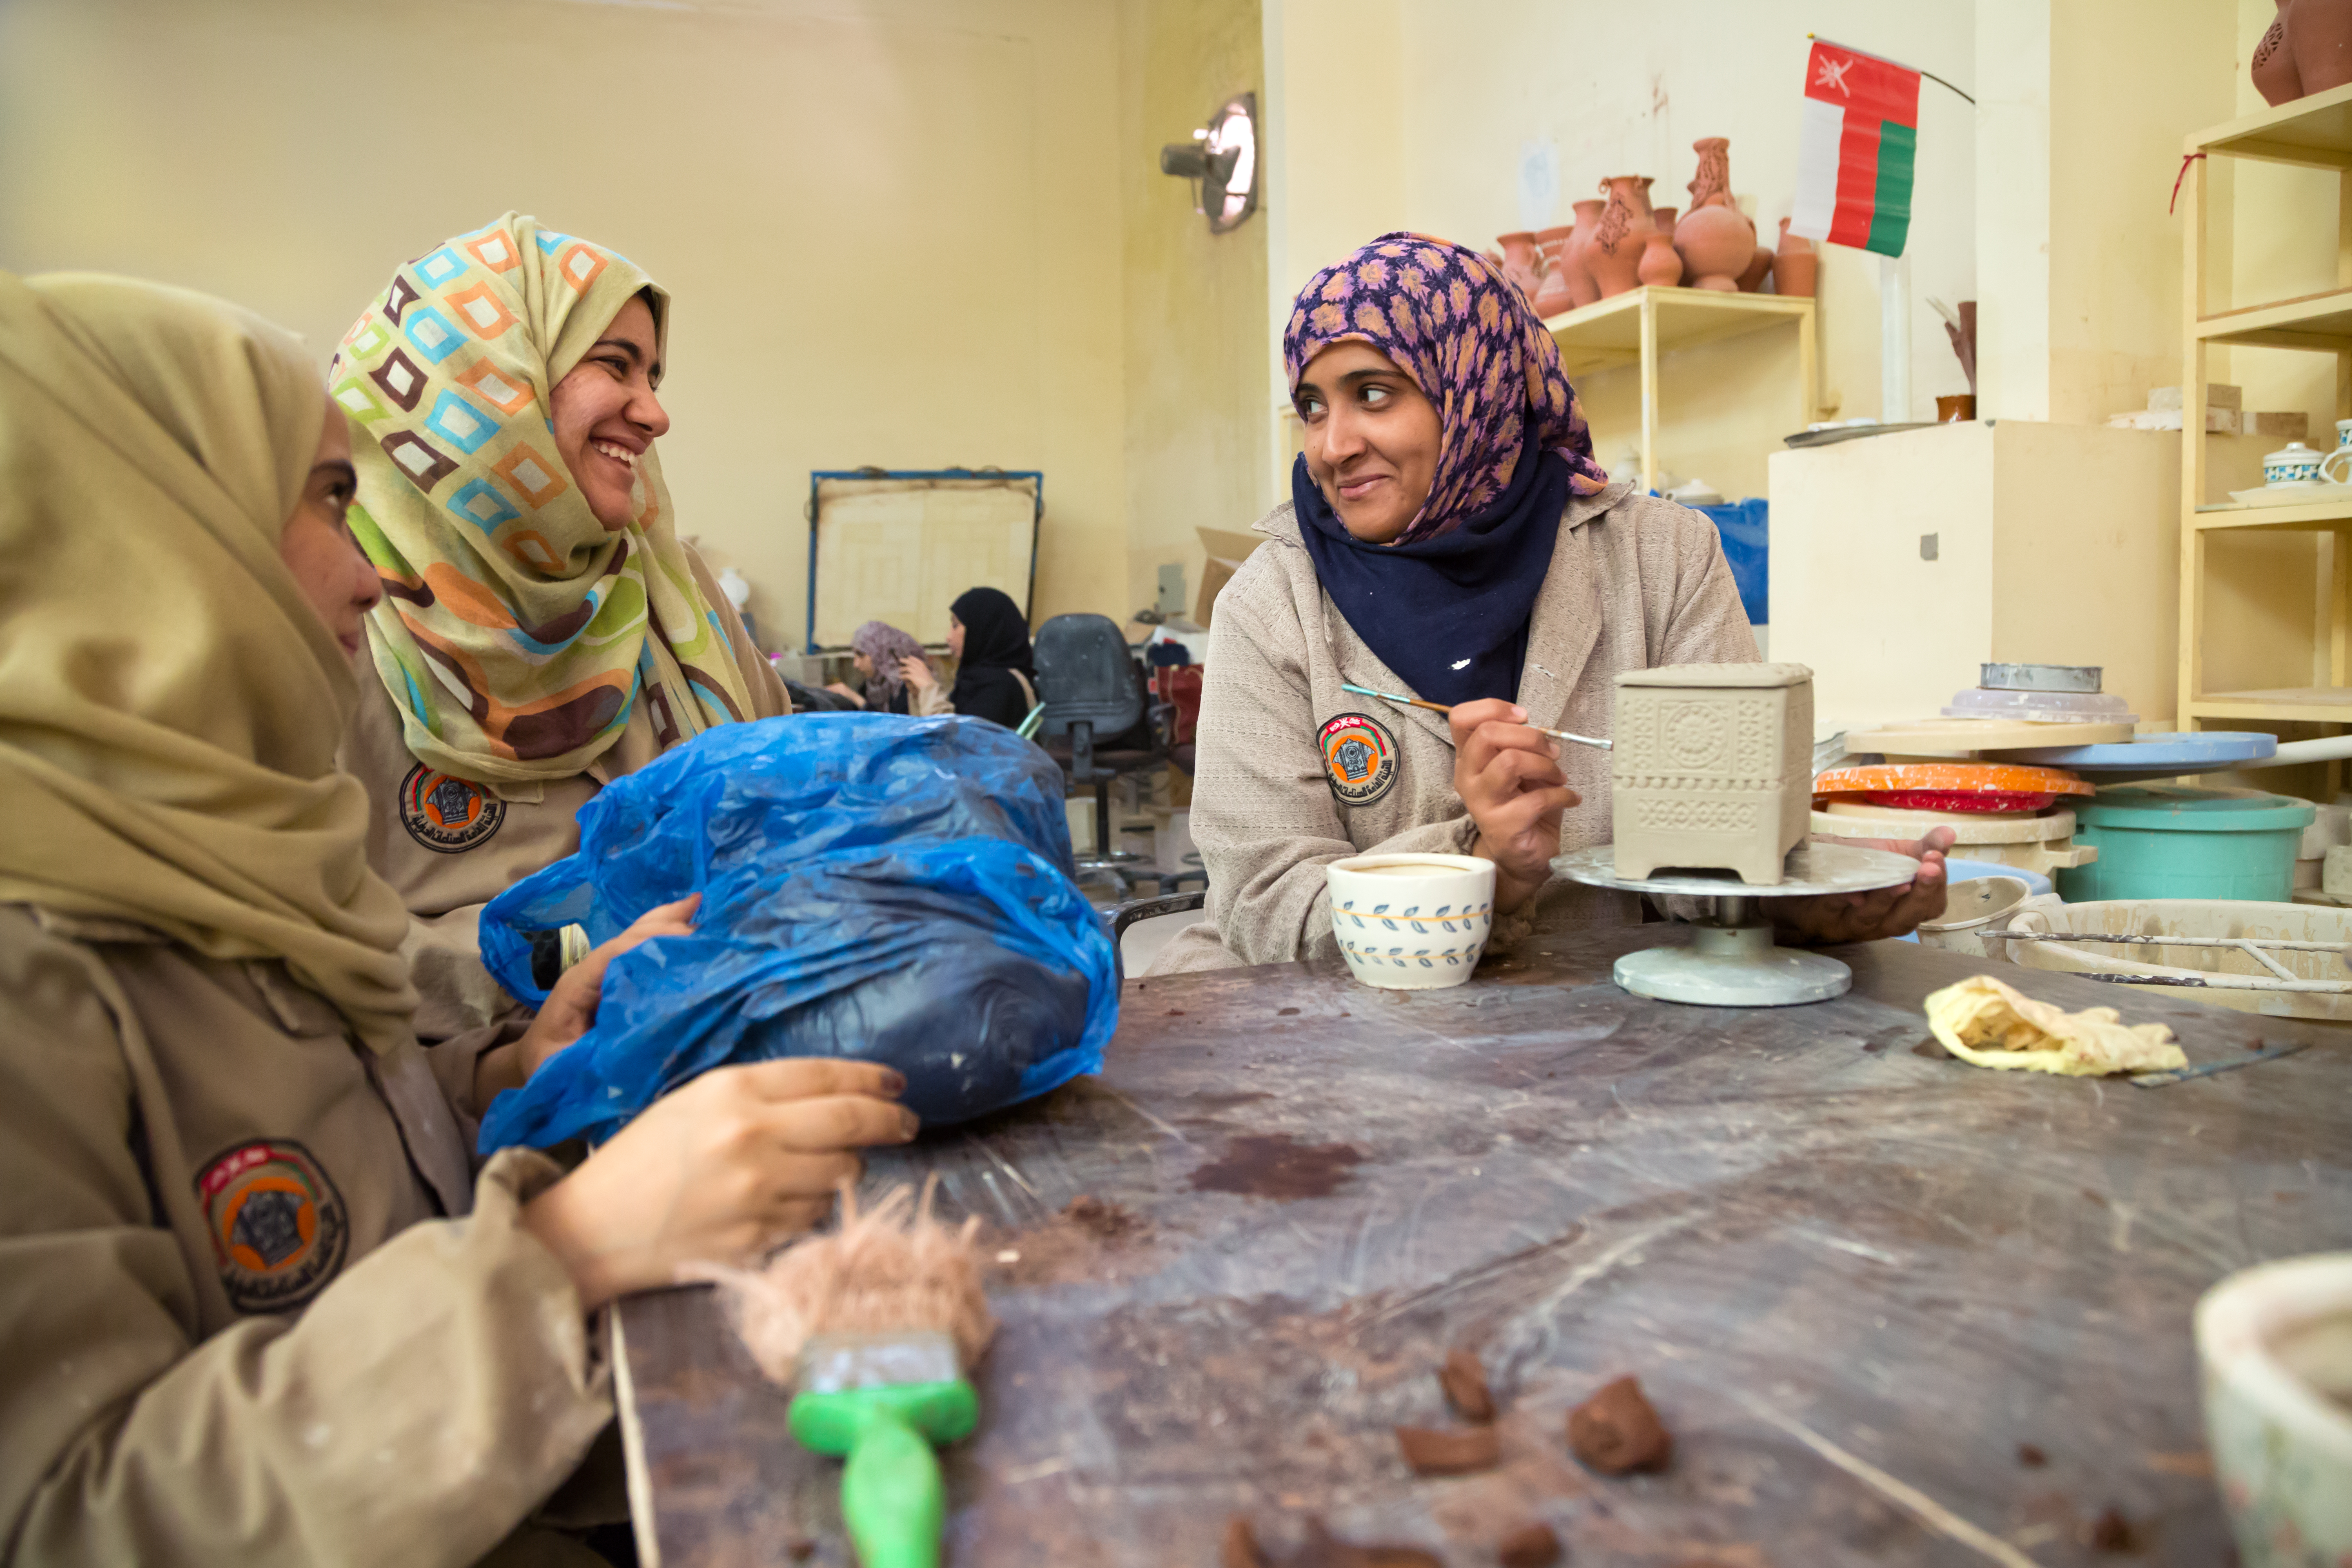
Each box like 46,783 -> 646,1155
1325,853 -> 1496,990
2336,416 -> 2352,450
2196,1252 -> 2352,1567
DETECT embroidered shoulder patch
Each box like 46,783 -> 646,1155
1319,711 -> 1399,806
195,1139 -> 350,1314
398,762 -> 506,853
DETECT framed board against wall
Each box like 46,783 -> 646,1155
804,469 -> 1042,652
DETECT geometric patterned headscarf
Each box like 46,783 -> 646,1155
1281,232 -> 1610,546
331,212 -> 755,786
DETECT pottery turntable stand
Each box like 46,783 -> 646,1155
1553,842 -> 1924,1006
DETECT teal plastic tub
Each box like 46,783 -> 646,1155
2056,786 -> 2316,903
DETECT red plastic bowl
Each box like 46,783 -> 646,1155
1863,790 -> 2056,814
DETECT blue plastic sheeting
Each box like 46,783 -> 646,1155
1693,497 -> 1769,628
474,714 -> 1119,1152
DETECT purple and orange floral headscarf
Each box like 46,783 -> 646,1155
1283,233 -> 1609,545
850,619 -> 929,701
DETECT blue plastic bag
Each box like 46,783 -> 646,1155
474,713 -> 1119,1152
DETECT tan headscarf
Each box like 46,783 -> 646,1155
0,272 -> 417,1055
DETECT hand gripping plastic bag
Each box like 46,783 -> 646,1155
474,714 -> 1118,1152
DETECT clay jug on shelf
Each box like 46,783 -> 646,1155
1737,245 -> 1773,293
1497,231 -> 1545,307
1561,200 -> 1604,308
2255,0 -> 2303,103
1674,138 -> 1754,292
1588,176 -> 1656,298
1774,217 -> 1817,298
1637,229 -> 1684,288
2292,0 -> 2352,96
1532,224 -> 1578,316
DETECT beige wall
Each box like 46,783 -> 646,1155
1119,0 -> 1273,617
1977,0 -> 2238,426
0,0 -> 1135,650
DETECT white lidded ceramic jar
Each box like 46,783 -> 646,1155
2265,441 -> 2326,486
1325,853 -> 1495,989
2196,1252 -> 2352,1567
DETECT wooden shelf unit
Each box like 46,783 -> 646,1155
2179,85 -> 2352,737
1544,285 -> 1817,495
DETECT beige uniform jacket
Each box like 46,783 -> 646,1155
1152,478 -> 1759,973
0,904 -> 612,1568
343,547 -> 791,1041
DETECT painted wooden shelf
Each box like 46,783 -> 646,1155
2187,688 -> 2352,724
2193,494 -> 2352,530
2195,285 -> 2352,351
1543,286 -> 1816,494
2189,78 -> 2352,169
2178,103 -> 2352,758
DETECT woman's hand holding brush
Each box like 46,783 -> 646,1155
522,1059 -> 918,1312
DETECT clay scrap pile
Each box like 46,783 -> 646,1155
1229,1354 -> 1674,1567
1490,136 -> 1817,317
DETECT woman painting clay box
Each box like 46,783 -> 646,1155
1149,234 -> 1950,974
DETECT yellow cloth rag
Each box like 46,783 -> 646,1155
1923,974 -> 2187,1077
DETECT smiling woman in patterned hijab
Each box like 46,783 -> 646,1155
333,214 -> 791,1041
334,212 -> 762,785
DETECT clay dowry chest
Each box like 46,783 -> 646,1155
1610,662 -> 1815,885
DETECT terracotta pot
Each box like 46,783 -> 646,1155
1560,199 -> 1604,309
2292,0 -> 2352,96
1774,217 -> 1817,298
1532,224 -> 1578,316
1637,229 -> 1683,288
1737,245 -> 1773,292
2255,1 -> 2303,104
1496,231 -> 1544,307
1588,176 -> 1657,298
1936,394 -> 1976,423
1675,139 -> 1754,292
1675,204 -> 1751,291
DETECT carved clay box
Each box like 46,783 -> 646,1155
1611,662 -> 1814,885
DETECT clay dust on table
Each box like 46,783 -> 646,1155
982,1195 -> 1155,1288
1495,1520 -> 1562,1568
1188,1133 -> 1367,1200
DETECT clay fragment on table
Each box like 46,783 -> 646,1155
2086,1506 -> 2136,1552
1495,1519 -> 1563,1567
2016,1441 -> 2047,1468
1224,1515 -> 1274,1568
1439,1347 -> 1495,1422
1394,1422 -> 1502,1475
1293,1517 -> 1445,1568
1566,1375 -> 1672,1474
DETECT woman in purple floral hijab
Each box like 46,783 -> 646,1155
1283,232 -> 1610,708
1284,231 -> 1610,547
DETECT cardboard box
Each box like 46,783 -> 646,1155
1195,526 -> 1267,627
2249,410 -> 2312,440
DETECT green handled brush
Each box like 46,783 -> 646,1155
704,1181 -> 996,1568
789,1330 -> 978,1566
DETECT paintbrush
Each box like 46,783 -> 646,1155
1340,682 -> 1613,751
702,1181 -> 996,1568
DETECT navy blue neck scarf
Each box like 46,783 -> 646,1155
1293,439 -> 1571,708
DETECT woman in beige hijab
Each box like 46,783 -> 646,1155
0,271 -> 907,1565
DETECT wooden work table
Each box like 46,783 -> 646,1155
612,925 -> 2350,1567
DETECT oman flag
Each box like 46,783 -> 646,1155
1788,39 -> 1921,256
